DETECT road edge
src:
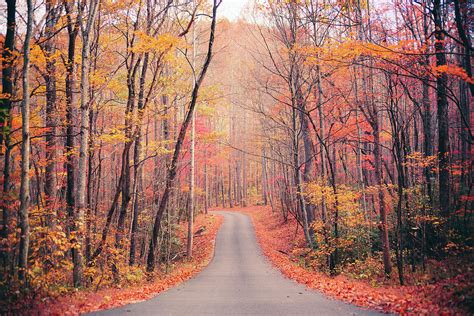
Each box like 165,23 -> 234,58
38,213 -> 224,315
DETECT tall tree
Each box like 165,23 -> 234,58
42,0 -> 61,225
147,0 -> 221,273
1,0 -> 17,272
63,0 -> 81,286
75,0 -> 100,287
433,0 -> 450,217
0,0 -> 16,153
18,0 -> 33,282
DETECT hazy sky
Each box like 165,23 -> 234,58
219,0 -> 248,21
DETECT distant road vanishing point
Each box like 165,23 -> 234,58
91,211 -> 379,316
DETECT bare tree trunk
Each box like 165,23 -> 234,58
297,90 -> 315,225
1,0 -> 16,274
64,0 -> 80,286
130,50 -> 150,265
422,71 -> 433,201
116,56 -> 140,250
43,0 -> 60,225
453,1 -> 472,202
373,118 -> 392,277
187,9 -> 198,257
242,152 -> 247,207
0,0 -> 16,152
433,0 -> 450,218
325,145 -> 340,275
453,0 -> 473,96
292,99 -> 312,249
187,106 -> 195,258
316,66 -> 333,269
388,98 -> 406,285
228,164 -> 233,208
85,14 -> 101,262
129,130 -> 142,266
220,167 -> 226,207
146,0 -> 220,272
262,148 -> 268,205
204,150 -> 209,214
18,0 -> 33,282
75,0 -> 100,287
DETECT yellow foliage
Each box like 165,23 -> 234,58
148,140 -> 174,156
98,127 -> 129,144
131,32 -> 182,58
200,131 -> 226,143
404,152 -> 437,169
306,181 -> 362,225
28,221 -> 73,295
29,44 -> 47,65
306,181 -> 367,254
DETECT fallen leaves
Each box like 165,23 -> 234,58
222,206 -> 472,315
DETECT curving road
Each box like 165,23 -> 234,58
92,211 -> 378,315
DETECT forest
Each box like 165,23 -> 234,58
0,0 -> 472,314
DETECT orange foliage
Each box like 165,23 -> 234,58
34,214 -> 223,315
224,206 -> 471,315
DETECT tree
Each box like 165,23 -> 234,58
0,0 -> 16,153
63,0 -> 81,287
147,0 -> 221,273
75,0 -> 100,287
18,0 -> 33,282
433,0 -> 450,218
1,0 -> 17,275
42,0 -> 61,226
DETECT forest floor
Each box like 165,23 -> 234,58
28,213 -> 224,315
219,205 -> 473,315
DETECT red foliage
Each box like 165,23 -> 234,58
35,214 -> 224,315
223,206 -> 471,315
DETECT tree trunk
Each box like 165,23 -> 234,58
0,0 -> 16,274
130,51 -> 150,266
373,119 -> 392,277
316,70 -> 332,269
292,97 -> 312,249
116,57 -> 140,250
146,0 -> 219,272
262,148 -> 268,205
453,0 -> 473,96
43,0 -> 60,225
204,150 -> 209,214
433,0 -> 450,218
64,0 -> 80,286
75,0 -> 100,287
228,164 -> 233,208
0,0 -> 16,152
297,89 -> 315,227
187,108 -> 196,258
18,0 -> 33,282
422,73 -> 433,202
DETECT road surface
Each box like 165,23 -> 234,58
92,211 -> 378,315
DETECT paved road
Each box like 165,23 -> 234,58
92,212 -> 378,315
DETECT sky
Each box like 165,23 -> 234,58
219,0 -> 249,21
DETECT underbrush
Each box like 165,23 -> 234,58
231,205 -> 472,315
1,213 -> 223,315
291,243 -> 473,289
